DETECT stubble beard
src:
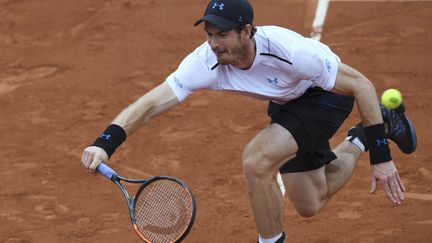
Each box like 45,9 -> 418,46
217,37 -> 248,66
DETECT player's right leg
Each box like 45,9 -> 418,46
280,138 -> 363,217
324,101 -> 417,200
318,101 -> 417,201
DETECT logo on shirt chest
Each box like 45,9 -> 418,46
267,77 -> 279,85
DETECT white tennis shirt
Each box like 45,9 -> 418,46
166,25 -> 340,104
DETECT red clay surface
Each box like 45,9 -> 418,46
1,0 -> 431,242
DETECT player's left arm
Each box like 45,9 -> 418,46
331,62 -> 405,205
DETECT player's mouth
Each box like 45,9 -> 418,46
216,51 -> 226,56
213,48 -> 227,56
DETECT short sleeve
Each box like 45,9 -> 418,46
291,38 -> 340,91
165,46 -> 217,102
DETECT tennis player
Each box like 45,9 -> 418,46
81,0 -> 417,242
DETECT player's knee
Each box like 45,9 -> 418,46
294,203 -> 321,218
242,150 -> 273,180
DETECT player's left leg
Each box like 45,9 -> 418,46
242,122 -> 298,240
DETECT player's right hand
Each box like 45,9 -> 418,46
81,146 -> 109,172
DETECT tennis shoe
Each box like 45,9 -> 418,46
380,103 -> 417,154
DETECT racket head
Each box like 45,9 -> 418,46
131,176 -> 196,243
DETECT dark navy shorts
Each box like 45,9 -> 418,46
268,87 -> 355,173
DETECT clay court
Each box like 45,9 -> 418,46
1,0 -> 431,242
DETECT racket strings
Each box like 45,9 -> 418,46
134,179 -> 194,242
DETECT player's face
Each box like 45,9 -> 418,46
204,23 -> 249,66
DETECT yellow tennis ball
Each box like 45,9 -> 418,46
381,88 -> 402,109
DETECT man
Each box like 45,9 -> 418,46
81,0 -> 417,242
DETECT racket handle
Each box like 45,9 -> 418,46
96,162 -> 117,180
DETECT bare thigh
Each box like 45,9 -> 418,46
281,167 -> 328,216
243,123 -> 298,171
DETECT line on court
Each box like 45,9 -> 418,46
120,165 -> 152,177
311,0 -> 329,41
325,6 -> 428,37
310,0 -> 430,40
419,167 -> 432,180
404,192 -> 432,201
330,0 -> 431,2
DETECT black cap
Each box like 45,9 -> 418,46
194,0 -> 254,32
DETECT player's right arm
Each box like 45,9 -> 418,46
111,81 -> 180,135
82,43 -> 215,171
81,81 -> 180,171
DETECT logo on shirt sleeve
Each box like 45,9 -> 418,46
173,76 -> 184,89
325,59 -> 332,73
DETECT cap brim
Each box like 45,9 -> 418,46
194,15 -> 239,32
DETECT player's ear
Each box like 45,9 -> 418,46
237,24 -> 251,40
243,24 -> 253,38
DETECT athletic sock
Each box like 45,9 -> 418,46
346,136 -> 366,152
258,232 -> 285,243
345,122 -> 368,152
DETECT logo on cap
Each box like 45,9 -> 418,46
212,2 -> 224,10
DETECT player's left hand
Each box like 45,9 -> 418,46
370,161 -> 405,205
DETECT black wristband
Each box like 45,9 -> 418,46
364,123 -> 392,164
91,124 -> 126,158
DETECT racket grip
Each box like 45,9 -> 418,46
96,162 -> 117,180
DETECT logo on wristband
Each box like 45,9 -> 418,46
376,138 -> 388,146
100,133 -> 111,140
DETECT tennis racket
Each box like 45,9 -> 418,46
96,162 -> 196,243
